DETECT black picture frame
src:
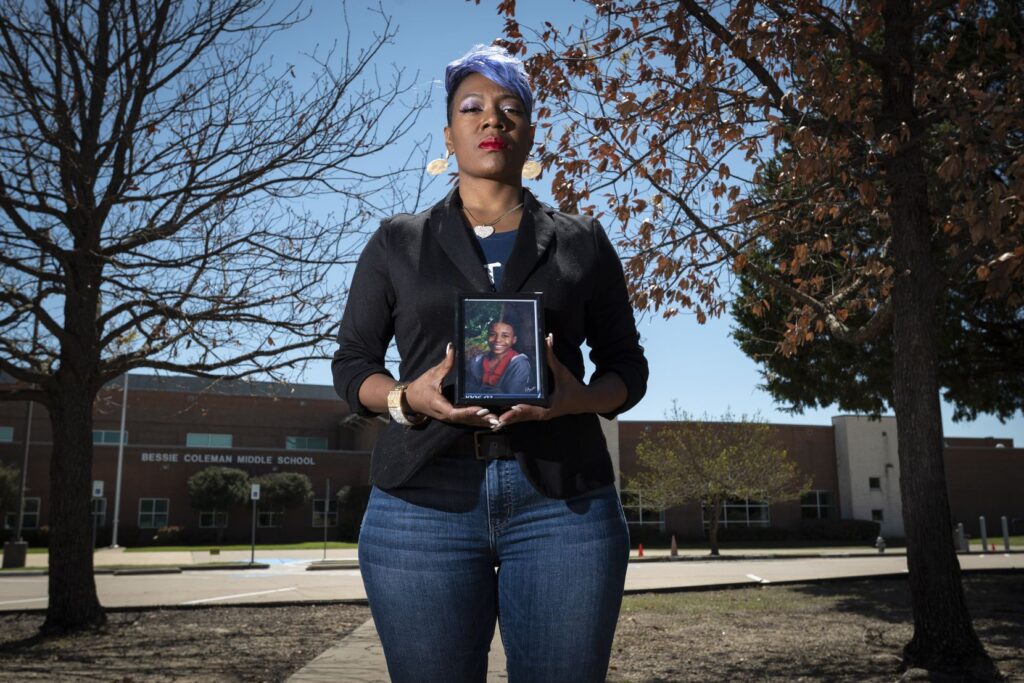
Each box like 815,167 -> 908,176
454,292 -> 548,407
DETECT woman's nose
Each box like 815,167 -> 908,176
482,107 -> 507,129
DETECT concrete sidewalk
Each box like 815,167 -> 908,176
288,618 -> 508,683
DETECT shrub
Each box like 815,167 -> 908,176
24,525 -> 50,548
152,526 -> 185,545
800,518 -> 881,542
253,472 -> 313,509
625,526 -> 674,547
715,525 -> 792,542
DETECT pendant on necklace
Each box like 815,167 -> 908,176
473,224 -> 495,239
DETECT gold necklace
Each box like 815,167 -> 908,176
463,201 -> 524,238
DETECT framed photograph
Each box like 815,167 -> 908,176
454,293 -> 548,407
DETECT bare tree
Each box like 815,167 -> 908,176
0,0 -> 428,633
629,405 -> 809,556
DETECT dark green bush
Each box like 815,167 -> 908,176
715,525 -> 792,542
800,518 -> 880,542
152,525 -> 185,545
23,525 -> 49,548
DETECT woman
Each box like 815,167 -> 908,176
332,44 -> 648,683
466,319 -> 534,396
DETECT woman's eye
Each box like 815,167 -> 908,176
502,106 -> 523,114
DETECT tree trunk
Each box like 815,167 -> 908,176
708,498 -> 722,556
43,384 -> 105,634
42,212 -> 106,634
882,0 -> 995,676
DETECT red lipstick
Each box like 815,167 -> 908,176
478,137 -> 508,150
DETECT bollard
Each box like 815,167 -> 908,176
1002,516 -> 1011,552
670,534 -> 679,558
957,523 -> 967,553
979,516 -> 988,553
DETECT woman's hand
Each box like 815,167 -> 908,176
405,344 -> 501,428
491,334 -> 589,429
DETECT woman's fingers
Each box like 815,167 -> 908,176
493,404 -> 546,427
433,342 -> 455,379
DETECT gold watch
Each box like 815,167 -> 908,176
387,383 -> 427,426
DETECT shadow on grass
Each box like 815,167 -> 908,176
789,574 -> 1024,656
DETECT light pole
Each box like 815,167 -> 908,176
110,373 -> 129,548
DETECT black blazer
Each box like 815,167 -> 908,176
332,187 -> 648,499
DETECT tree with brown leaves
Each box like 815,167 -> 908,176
493,0 -> 1020,676
0,0 -> 427,634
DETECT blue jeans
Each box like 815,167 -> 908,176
357,452 -> 630,683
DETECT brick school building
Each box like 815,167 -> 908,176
1,375 -> 1021,545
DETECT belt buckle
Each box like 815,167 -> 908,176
473,432 -> 507,460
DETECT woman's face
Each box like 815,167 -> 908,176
444,72 -> 535,184
487,322 -> 517,358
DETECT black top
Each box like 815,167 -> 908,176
474,228 -> 517,289
331,187 -> 648,499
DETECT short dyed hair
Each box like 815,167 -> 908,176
444,44 -> 533,124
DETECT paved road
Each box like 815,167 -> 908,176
2,552 -> 1021,610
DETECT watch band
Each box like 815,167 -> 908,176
387,383 -> 426,426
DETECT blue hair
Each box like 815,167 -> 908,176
444,44 -> 533,123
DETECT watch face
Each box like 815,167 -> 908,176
454,292 -> 548,408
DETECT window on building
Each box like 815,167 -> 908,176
869,477 -> 881,490
312,499 -> 338,527
92,429 -> 127,445
257,509 -> 284,528
139,498 -> 169,529
871,509 -> 884,522
0,426 -> 13,442
186,433 -> 232,448
286,436 -> 328,451
702,497 -> 771,528
800,491 -> 833,519
620,488 -> 665,530
199,510 -> 228,529
4,497 -> 40,530
91,498 -> 107,527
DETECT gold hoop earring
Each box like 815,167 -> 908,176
426,149 -> 450,176
521,159 -> 542,180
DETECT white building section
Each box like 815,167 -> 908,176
832,415 -> 903,536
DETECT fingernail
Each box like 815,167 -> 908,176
445,342 -> 452,355
547,333 -> 553,345
511,405 -> 522,412
476,409 -> 490,416
487,417 -> 499,425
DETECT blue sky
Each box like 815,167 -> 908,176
258,0 -> 1023,443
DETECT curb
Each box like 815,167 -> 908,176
0,562 -> 270,577
183,563 -> 270,571
630,549 -> 1023,562
306,561 -> 359,571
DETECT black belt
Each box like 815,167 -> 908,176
452,431 -> 518,461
